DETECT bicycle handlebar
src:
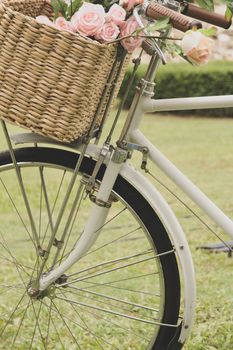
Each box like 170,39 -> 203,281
146,2 -> 202,32
182,3 -> 232,29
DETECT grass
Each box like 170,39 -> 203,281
140,113 -> 233,350
0,111 -> 233,349
102,110 -> 233,349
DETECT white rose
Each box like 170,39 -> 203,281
181,31 -> 212,65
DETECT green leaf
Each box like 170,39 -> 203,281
67,0 -> 83,19
57,0 -> 68,17
195,0 -> 214,11
163,41 -> 182,56
50,0 -> 60,19
210,0 -> 232,22
225,0 -> 233,9
199,27 -> 217,37
51,0 -> 68,20
225,6 -> 233,21
92,0 -> 113,10
148,17 -> 171,32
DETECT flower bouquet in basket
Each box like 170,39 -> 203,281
37,0 -> 232,64
0,0 -> 142,143
37,0 -> 145,53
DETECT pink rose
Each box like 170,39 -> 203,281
181,31 -> 212,65
55,17 -> 75,33
120,16 -> 143,52
95,21 -> 120,43
119,0 -> 144,11
71,2 -> 105,37
36,15 -> 54,27
106,4 -> 126,27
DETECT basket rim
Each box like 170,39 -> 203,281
0,1 -> 118,49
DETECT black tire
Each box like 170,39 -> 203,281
0,147 -> 181,350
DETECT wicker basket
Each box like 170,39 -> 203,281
0,0 -> 128,142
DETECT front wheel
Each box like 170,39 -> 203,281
0,147 -> 181,349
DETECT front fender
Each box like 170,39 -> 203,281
120,162 -> 196,346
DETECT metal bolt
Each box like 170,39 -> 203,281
27,287 -> 39,297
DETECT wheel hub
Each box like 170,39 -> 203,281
27,282 -> 56,300
27,274 -> 67,300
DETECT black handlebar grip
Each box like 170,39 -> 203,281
146,2 -> 202,32
182,3 -> 232,29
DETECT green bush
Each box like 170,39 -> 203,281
119,61 -> 233,116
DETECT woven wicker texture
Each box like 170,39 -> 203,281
0,0 -> 127,142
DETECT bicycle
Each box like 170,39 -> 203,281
0,0 -> 232,349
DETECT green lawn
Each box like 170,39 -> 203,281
139,113 -> 233,350
0,111 -> 233,349
103,110 -> 233,349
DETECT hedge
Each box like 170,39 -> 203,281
119,61 -> 233,116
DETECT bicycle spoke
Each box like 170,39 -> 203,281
62,285 -> 159,313
59,288 -> 105,350
0,250 -> 32,276
61,250 -> 174,287
83,226 -> 141,258
68,271 -> 160,297
0,232 -> 29,288
10,298 -> 32,350
56,288 -> 158,324
30,301 -> 46,349
41,170 -> 66,247
56,295 -> 177,327
94,271 -> 159,286
2,124 -> 41,249
82,206 -> 128,256
56,287 -> 159,319
28,302 -> 43,350
44,299 -> 52,349
55,206 -> 129,266
63,255 -> 154,286
77,304 -> 151,342
37,166 -> 43,242
40,146 -> 90,273
0,302 -> 32,332
82,279 -> 160,297
59,188 -> 85,264
39,166 -> 55,235
51,300 -> 82,350
0,177 -> 35,249
46,295 -> 120,350
67,248 -> 154,279
42,300 -> 66,349
50,181 -> 85,268
0,284 -> 25,297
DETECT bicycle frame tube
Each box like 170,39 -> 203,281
127,93 -> 233,240
142,94 -> 233,113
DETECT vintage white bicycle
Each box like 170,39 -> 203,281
0,0 -> 232,349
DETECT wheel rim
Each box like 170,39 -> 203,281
0,158 -> 178,349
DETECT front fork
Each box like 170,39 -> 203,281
39,146 -> 128,291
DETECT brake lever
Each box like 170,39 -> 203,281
133,6 -> 167,64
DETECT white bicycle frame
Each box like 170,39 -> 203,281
35,90 -> 233,347
2,2 -> 232,347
